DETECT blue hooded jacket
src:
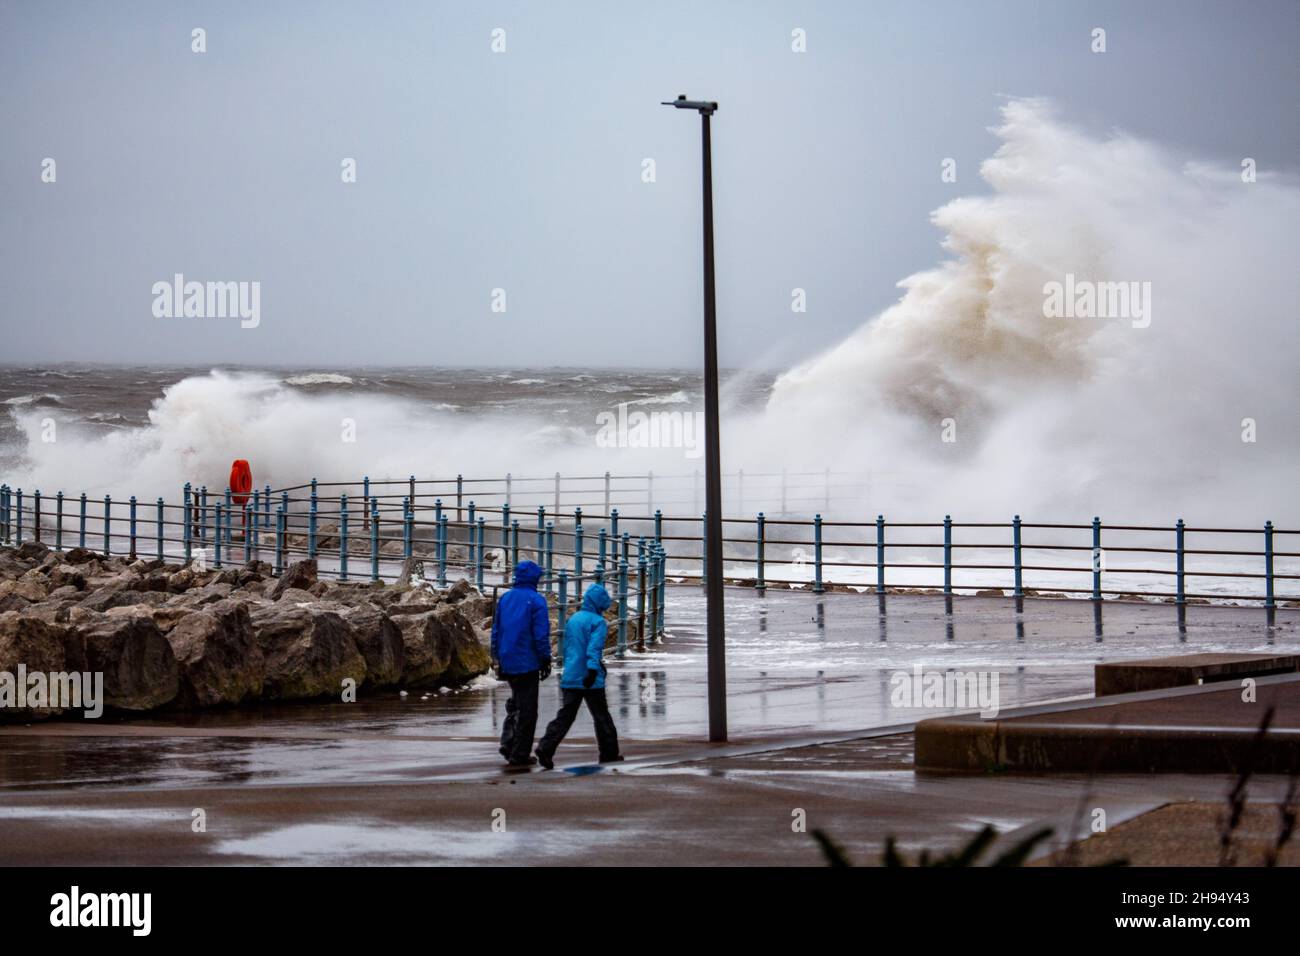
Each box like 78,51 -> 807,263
560,583 -> 612,690
490,561 -> 551,676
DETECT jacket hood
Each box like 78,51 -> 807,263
513,560 -> 543,588
581,583 -> 612,614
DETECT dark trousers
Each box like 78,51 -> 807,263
537,688 -> 620,762
499,671 -> 540,762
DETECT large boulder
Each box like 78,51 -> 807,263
269,558 -> 318,600
165,600 -> 264,708
46,564 -> 87,591
434,603 -> 491,683
74,612 -> 180,711
0,577 -> 49,611
339,604 -> 405,688
0,612 -> 87,720
250,604 -> 366,700
392,603 -> 489,687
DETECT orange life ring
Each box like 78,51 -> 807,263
229,459 -> 253,505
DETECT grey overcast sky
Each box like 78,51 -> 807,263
1,0 -> 1297,368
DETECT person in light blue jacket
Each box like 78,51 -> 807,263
535,582 -> 622,769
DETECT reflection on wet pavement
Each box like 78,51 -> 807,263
1,591 -> 1295,793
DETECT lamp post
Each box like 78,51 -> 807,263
662,93 -> 727,742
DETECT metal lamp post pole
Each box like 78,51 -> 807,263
663,94 -> 727,742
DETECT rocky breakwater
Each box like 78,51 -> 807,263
0,541 -> 492,720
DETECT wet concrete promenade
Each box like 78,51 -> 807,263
1,590 -> 1296,864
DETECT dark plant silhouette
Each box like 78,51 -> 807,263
1218,705 -> 1275,867
1263,773 -> 1298,868
813,824 -> 1054,867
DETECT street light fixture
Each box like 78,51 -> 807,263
661,93 -> 726,743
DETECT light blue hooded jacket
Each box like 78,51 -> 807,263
560,583 -> 612,690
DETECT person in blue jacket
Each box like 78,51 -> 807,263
490,560 -> 552,766
535,582 -> 623,769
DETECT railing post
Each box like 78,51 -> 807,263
437,515 -> 448,587
536,506 -> 546,563
156,497 -> 165,562
371,500 -> 381,583
574,523 -> 585,586
755,512 -> 766,592
279,492 -> 289,555
558,569 -> 569,635
339,494 -> 349,582
1175,519 -> 1185,606
275,506 -> 286,577
456,474 -> 463,523
596,528 -> 607,584
263,484 -> 271,530
56,491 -> 64,552
33,490 -> 42,543
505,472 -> 512,510
223,487 -> 232,552
182,483 -> 192,561
466,500 -> 476,571
103,494 -> 111,556
434,497 -> 443,527
129,495 -> 138,560
403,497 -> 413,559
1092,516 -> 1102,601
1265,520 -> 1275,610
648,547 -> 660,644
1013,515 -> 1023,598
657,545 -> 667,639
943,515 -> 952,596
14,488 -> 22,545
409,475 -> 416,514
476,516 -> 486,591
604,471 -> 611,518
243,504 -> 252,563
214,503 -> 224,568
636,552 -> 647,652
876,515 -> 885,594
362,475 -> 371,533
199,486 -> 208,549
813,513 -> 824,594
621,531 -> 630,570
575,506 -> 583,529
616,560 -> 629,659
79,492 -> 87,550
544,521 -> 554,593
308,480 -> 318,557
502,502 -> 511,550
510,519 -> 519,576
610,507 -> 619,543
654,509 -> 662,544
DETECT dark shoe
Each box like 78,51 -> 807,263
599,754 -> 625,764
507,755 -> 538,767
536,751 -> 554,770
499,746 -> 510,760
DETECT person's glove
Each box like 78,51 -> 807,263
583,669 -> 597,689
539,660 -> 552,681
